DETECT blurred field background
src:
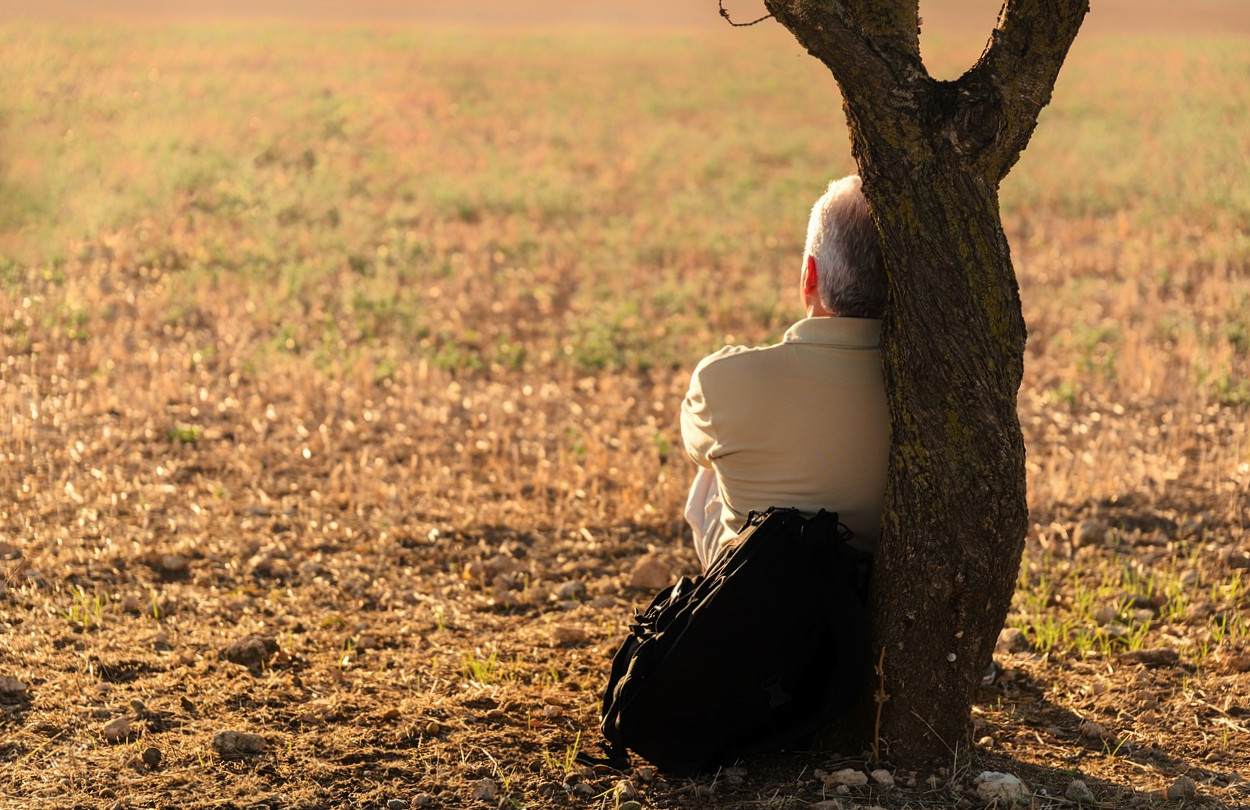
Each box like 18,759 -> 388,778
2,2 -> 1249,808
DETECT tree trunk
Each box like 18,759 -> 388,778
760,0 -> 1088,765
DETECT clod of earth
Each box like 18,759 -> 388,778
1065,778 -> 1096,804
220,634 -> 280,674
0,675 -> 29,701
141,747 -> 162,769
824,768 -> 869,787
1119,647 -> 1181,667
628,554 -> 671,590
101,717 -> 132,743
1167,775 -> 1198,800
995,626 -> 1031,654
211,730 -> 267,757
469,778 -> 497,801
552,625 -> 588,645
1078,720 -> 1113,741
615,778 -> 640,801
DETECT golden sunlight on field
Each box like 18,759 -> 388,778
1,3 -> 1248,809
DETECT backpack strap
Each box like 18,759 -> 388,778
803,511 -> 872,725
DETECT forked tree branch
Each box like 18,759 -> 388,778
762,0 -> 912,105
976,0 -> 1090,180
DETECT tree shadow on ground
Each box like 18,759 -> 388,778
965,657 -> 1246,810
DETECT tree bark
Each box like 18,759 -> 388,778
760,0 -> 1088,764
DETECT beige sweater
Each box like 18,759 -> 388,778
681,317 -> 889,564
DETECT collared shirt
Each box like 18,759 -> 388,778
681,316 -> 889,564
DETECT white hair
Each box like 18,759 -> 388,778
803,175 -> 886,318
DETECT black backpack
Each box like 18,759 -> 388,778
599,507 -> 872,775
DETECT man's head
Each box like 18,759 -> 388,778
801,175 -> 886,319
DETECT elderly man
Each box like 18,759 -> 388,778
681,175 -> 889,569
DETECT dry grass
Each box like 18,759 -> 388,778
2,10 -> 1248,810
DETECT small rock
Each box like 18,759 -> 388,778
615,779 -> 640,801
101,717 -> 132,743
824,768 -> 868,787
141,747 -> 162,769
554,581 -> 586,601
413,793 -> 434,807
552,625 -> 588,645
470,778 -> 497,801
974,771 -> 1027,804
425,720 -> 442,736
386,800 -> 407,810
211,730 -> 266,757
869,768 -> 895,787
130,698 -> 147,715
634,765 -> 656,783
996,627 -> 1030,654
1166,775 -> 1197,800
1065,778 -> 1095,804
628,554 -> 671,590
570,782 -> 596,798
0,675 -> 29,700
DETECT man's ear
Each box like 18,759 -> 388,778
803,255 -> 819,298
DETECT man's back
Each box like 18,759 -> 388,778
681,316 -> 888,563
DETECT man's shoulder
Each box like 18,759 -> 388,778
693,342 -> 781,377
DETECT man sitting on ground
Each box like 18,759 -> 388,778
681,175 -> 890,569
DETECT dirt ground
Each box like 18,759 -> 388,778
2,254 -> 1248,808
2,385 -> 1248,809
2,2 -> 1249,809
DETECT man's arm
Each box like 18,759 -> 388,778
680,368 -> 716,469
